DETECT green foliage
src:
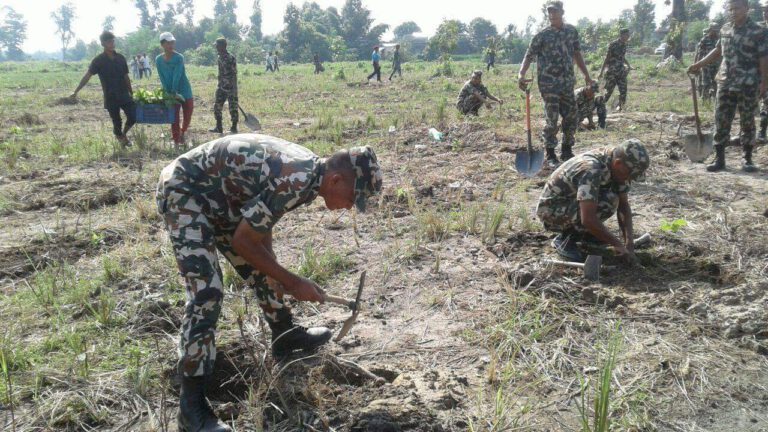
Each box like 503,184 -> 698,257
660,218 -> 688,233
577,325 -> 622,432
297,244 -> 354,286
50,2 -> 76,61
133,88 -> 180,106
393,21 -> 421,39
425,19 -> 461,61
0,6 -> 28,61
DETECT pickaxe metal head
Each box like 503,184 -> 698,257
335,271 -> 366,342
583,255 -> 602,281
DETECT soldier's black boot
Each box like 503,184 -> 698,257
208,118 -> 223,134
178,376 -> 232,432
561,145 -> 575,161
706,145 -> 725,172
229,121 -> 238,134
269,318 -> 333,358
551,230 -> 584,262
759,115 -> 767,143
545,147 -> 559,168
742,146 -> 757,173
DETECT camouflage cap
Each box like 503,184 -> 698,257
590,81 -> 599,92
708,22 -> 720,31
215,37 -> 227,46
546,1 -> 564,11
471,69 -> 483,78
619,28 -> 631,35
349,146 -> 382,212
616,139 -> 650,181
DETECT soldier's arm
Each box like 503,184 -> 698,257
232,220 -> 325,302
616,192 -> 634,250
689,44 -> 722,73
579,200 -> 626,251
759,56 -> 768,97
574,50 -> 593,84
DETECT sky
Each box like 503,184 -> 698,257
1,0 -> 729,54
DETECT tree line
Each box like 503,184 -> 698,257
0,0 -> 765,65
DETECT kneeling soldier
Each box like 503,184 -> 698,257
536,139 -> 649,263
456,70 -> 503,116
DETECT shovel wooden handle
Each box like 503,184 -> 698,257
689,75 -> 703,140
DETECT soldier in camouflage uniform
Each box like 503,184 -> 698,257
760,1 -> 768,142
456,70 -> 504,115
209,38 -> 238,134
599,28 -> 632,112
694,23 -> 721,102
574,81 -> 602,130
536,139 -> 649,263
518,0 -> 594,168
688,0 -> 768,173
156,134 -> 382,432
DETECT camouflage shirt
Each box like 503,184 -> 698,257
716,18 -> 768,91
217,51 -> 238,92
605,39 -> 627,74
538,147 -> 630,210
157,134 -> 323,233
574,87 -> 595,121
524,24 -> 582,94
695,35 -> 718,62
456,80 -> 490,106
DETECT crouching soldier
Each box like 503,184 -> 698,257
456,70 -> 503,116
574,81 -> 603,130
156,134 -> 382,431
536,139 -> 649,263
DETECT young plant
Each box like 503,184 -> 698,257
577,324 -> 623,432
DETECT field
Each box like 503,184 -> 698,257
0,56 -> 767,431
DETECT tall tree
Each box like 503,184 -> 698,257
51,3 -> 76,61
135,0 -> 152,28
249,0 -> 262,41
665,0 -> 685,60
341,0 -> 372,57
686,0 -> 712,22
214,0 -> 237,26
393,21 -> 421,39
176,0 -> 195,26
632,0 -> 655,46
102,15 -> 116,32
0,7 -> 27,61
159,3 -> 177,28
468,17 -> 498,50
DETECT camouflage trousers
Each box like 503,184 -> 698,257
714,88 -> 758,147
542,91 -> 577,149
214,88 -> 239,124
156,183 -> 290,377
603,70 -> 627,107
699,67 -> 718,101
760,95 -> 768,128
457,95 -> 483,115
536,188 -> 619,233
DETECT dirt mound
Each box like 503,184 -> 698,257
14,112 -> 44,126
54,96 -> 81,106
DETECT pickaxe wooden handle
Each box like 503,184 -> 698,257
324,294 -> 357,311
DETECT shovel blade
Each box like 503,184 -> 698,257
515,150 -> 545,178
243,113 -> 262,131
682,133 -> 713,163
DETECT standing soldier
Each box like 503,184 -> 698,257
695,23 -> 721,102
157,134 -> 382,431
273,51 -> 281,72
688,0 -> 768,172
518,0 -> 594,168
599,28 -> 632,112
485,43 -> 496,71
389,44 -> 402,81
209,38 -> 238,134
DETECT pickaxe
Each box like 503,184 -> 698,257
544,233 -> 652,281
323,270 -> 366,342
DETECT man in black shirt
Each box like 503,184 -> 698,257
71,31 -> 135,147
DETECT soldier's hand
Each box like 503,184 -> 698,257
288,276 -> 325,303
687,64 -> 700,75
69,93 -> 77,100
615,246 -> 639,267
518,77 -> 530,92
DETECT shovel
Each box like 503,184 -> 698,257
683,74 -> 713,163
515,85 -> 544,177
238,104 -> 262,131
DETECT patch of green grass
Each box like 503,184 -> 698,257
297,243 -> 354,286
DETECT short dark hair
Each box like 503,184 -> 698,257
729,0 -> 748,6
620,28 -> 630,35
326,150 -> 355,182
100,31 -> 115,43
